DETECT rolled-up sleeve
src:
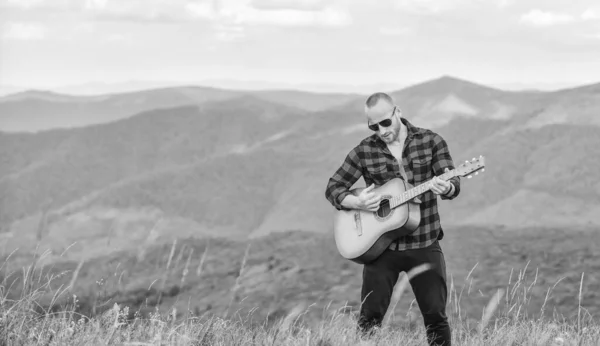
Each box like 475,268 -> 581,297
325,146 -> 363,210
431,134 -> 461,200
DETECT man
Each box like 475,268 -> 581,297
324,92 -> 460,346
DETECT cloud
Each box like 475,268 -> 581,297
1,0 -> 195,22
0,0 -> 79,11
581,8 -> 600,21
520,9 -> 574,27
186,1 -> 216,19
1,22 -> 46,40
391,0 -> 514,16
394,0 -> 456,14
1,0 -> 352,28
85,0 -> 108,10
493,0 -> 514,8
187,0 -> 352,27
1,0 -> 46,8
83,0 -> 193,22
105,33 -> 131,41
234,6 -> 352,27
379,26 -> 411,36
186,0 -> 352,41
214,23 -> 245,41
580,32 -> 600,40
249,0 -> 330,11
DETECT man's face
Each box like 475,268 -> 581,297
365,102 -> 400,144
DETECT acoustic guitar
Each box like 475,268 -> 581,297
333,155 -> 485,264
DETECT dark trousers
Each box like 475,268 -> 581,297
358,240 -> 451,346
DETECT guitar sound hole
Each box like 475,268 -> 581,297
376,198 -> 391,218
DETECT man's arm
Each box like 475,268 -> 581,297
325,146 -> 364,210
431,134 -> 461,200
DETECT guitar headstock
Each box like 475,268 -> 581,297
454,155 -> 485,179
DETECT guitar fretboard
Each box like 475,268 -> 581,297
389,170 -> 455,208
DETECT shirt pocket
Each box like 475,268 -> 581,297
411,154 -> 433,183
364,161 -> 393,185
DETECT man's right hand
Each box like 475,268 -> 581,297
356,184 -> 381,212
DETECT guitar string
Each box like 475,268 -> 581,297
390,171 -> 454,208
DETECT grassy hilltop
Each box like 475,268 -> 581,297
1,226 -> 600,345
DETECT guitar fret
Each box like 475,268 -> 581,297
393,169 -> 458,208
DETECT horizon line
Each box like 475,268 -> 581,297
1,75 -> 597,97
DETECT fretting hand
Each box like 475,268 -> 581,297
430,168 -> 452,196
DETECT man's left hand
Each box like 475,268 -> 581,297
431,168 -> 452,196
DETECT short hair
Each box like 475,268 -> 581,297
365,92 -> 393,108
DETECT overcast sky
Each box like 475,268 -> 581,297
1,0 -> 600,91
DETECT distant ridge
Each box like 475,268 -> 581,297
552,80 -> 600,94
0,86 -> 358,132
0,89 -> 110,103
406,75 -> 504,92
0,85 -> 238,102
2,75 -> 599,133
2,75 -> 598,101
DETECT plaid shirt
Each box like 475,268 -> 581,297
324,117 -> 461,250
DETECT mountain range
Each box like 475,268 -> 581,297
1,79 -> 582,98
1,76 -> 599,244
0,86 -> 359,132
2,75 -> 600,323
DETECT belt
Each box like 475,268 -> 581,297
388,239 -> 441,251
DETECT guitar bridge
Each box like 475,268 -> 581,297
354,212 -> 362,236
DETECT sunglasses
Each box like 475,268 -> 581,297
367,106 -> 396,131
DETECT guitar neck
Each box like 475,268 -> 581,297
390,170 -> 456,208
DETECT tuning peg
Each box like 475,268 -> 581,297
482,168 -> 485,172
467,175 -> 472,179
475,172 -> 479,175
465,160 -> 469,164
473,157 -> 476,161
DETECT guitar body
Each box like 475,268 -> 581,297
332,178 -> 421,265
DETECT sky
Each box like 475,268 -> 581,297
1,0 -> 600,93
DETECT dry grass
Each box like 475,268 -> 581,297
1,241 -> 599,346
1,289 -> 599,345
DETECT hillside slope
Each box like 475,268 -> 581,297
2,76 -> 600,240
0,87 -> 361,132
3,227 -> 599,327
0,96 -> 309,229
